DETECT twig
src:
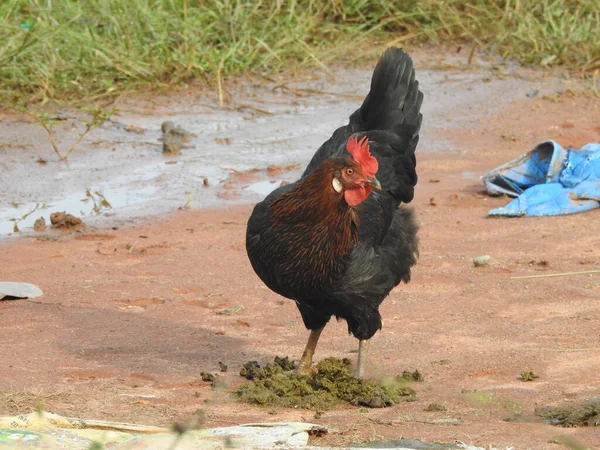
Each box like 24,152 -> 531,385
468,43 -> 478,64
64,122 -> 94,160
216,60 -> 225,107
9,203 -> 43,232
272,84 -> 363,101
235,104 -> 273,116
511,270 -> 600,280
36,119 -> 64,160
337,422 -> 359,435
552,348 -> 600,352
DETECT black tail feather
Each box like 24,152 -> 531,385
301,47 -> 423,183
350,47 -> 423,139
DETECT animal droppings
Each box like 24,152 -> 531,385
425,402 -> 447,412
519,370 -> 539,381
200,372 -> 216,383
401,369 -> 424,382
536,397 -> 600,427
236,356 -> 417,410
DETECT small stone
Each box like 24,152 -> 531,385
472,255 -> 491,267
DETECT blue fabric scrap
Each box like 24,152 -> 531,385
482,140 -> 600,217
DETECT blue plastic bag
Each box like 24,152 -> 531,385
482,140 -> 600,217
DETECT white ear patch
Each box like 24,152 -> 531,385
332,177 -> 343,193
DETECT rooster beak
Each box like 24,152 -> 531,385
366,176 -> 382,191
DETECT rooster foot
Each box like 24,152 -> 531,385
297,327 -> 324,376
355,339 -> 369,378
296,362 -> 316,376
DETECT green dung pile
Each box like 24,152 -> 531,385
536,397 -> 600,427
236,356 -> 417,410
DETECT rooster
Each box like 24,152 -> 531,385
246,48 -> 422,377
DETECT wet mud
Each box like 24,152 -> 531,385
1,51 -> 569,236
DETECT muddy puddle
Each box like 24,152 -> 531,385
0,54 -> 566,237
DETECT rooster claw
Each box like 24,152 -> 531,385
296,364 -> 316,376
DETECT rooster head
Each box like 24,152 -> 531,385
331,136 -> 381,207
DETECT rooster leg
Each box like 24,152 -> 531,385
297,327 -> 324,374
356,339 -> 369,378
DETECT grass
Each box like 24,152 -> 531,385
0,388 -> 69,415
1,0 -> 599,105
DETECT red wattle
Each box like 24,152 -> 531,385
344,186 -> 372,206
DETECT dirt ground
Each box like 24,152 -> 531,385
1,63 -> 600,449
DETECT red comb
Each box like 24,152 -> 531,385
346,136 -> 378,177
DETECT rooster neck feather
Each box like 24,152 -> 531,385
267,159 -> 359,292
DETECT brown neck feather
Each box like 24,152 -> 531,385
272,160 -> 358,230
269,159 -> 359,286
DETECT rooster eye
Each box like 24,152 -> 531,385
346,168 -> 354,175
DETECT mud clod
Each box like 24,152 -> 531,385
160,121 -> 195,153
162,138 -> 184,154
33,217 -> 46,232
236,356 -> 417,410
50,212 -> 84,230
536,397 -> 600,427
162,121 -> 194,141
161,121 -> 174,134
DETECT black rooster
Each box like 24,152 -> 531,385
246,48 -> 423,377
